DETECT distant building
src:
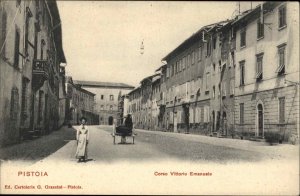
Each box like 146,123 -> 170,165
65,77 -> 98,125
74,80 -> 134,125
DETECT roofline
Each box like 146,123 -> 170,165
155,64 -> 167,72
73,84 -> 96,96
162,20 -> 229,62
231,2 -> 280,27
140,73 -> 161,84
46,1 -> 66,63
74,80 -> 135,90
128,86 -> 141,95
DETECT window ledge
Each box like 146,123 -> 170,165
240,45 -> 246,50
257,36 -> 264,41
278,25 -> 287,31
277,72 -> 286,77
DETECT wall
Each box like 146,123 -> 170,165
81,86 -> 132,125
234,2 -> 299,141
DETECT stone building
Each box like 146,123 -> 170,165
30,0 -> 66,137
150,74 -> 162,131
65,77 -> 98,125
128,87 -> 142,128
160,21 -> 233,135
128,74 -> 161,130
126,1 -> 299,144
233,1 -> 299,142
0,0 -> 66,146
58,66 -> 67,127
74,80 -> 134,125
117,94 -> 129,126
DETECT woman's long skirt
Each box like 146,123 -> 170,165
75,134 -> 88,160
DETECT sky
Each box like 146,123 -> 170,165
57,1 -> 243,87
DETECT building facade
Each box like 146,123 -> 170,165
233,2 -> 299,142
0,0 -> 66,146
58,66 -> 67,127
65,77 -> 98,125
73,80 -> 134,125
161,21 -> 234,135
126,1 -> 299,144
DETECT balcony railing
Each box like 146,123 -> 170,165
32,59 -> 49,90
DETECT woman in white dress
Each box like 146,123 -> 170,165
75,117 -> 89,162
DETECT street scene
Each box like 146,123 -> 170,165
1,125 -> 298,164
1,125 -> 299,194
0,0 -> 299,195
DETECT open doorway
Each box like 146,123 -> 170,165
257,103 -> 264,137
108,116 -> 114,125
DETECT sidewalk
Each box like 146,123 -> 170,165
134,128 -> 299,160
0,126 -> 76,164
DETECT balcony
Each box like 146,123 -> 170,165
32,59 -> 49,91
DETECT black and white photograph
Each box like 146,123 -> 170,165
0,1 -> 299,195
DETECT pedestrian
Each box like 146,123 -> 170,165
124,114 -> 133,130
116,114 -> 133,144
75,117 -> 89,162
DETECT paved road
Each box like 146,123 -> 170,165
1,125 -> 298,195
34,125 -> 298,164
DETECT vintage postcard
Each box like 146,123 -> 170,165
0,0 -> 299,195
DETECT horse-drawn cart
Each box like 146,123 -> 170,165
111,132 -> 136,144
111,126 -> 136,144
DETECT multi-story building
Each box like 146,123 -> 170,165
31,0 -> 66,136
128,74 -> 160,130
117,94 -> 129,126
74,80 -> 134,125
161,21 -> 232,134
128,86 -> 142,128
58,66 -> 67,127
0,0 -> 66,146
233,1 -> 299,142
151,74 -> 162,131
126,1 -> 299,144
65,76 -> 98,125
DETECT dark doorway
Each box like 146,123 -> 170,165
212,111 -> 215,132
216,111 -> 220,131
257,104 -> 263,137
108,116 -> 113,125
222,112 -> 227,135
183,104 -> 190,133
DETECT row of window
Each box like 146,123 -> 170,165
211,80 -> 235,99
239,44 -> 286,86
1,5 -> 52,68
240,4 -> 287,48
166,46 -> 203,78
100,94 -> 114,101
239,97 -> 285,124
100,105 -> 115,111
